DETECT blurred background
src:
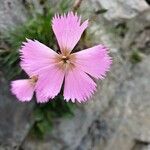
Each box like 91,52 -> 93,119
0,0 -> 150,150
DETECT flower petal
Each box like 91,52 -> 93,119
63,68 -> 97,103
52,12 -> 88,54
20,39 -> 58,76
74,45 -> 112,79
36,65 -> 65,100
11,79 -> 34,102
35,90 -> 49,103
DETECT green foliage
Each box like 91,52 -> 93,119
31,95 -> 75,139
130,50 -> 142,64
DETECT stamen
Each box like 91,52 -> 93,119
55,53 -> 76,70
29,76 -> 38,85
66,60 -> 70,64
62,56 -> 67,59
61,55 -> 69,63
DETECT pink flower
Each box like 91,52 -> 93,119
11,12 -> 112,103
11,76 -> 49,102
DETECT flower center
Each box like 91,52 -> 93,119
61,55 -> 70,64
29,76 -> 38,86
55,53 -> 76,70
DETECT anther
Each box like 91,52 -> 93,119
61,55 -> 69,63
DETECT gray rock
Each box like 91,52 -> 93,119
0,74 -> 34,149
132,142 -> 150,150
0,0 -> 27,31
100,55 -> 150,150
88,0 -> 149,21
123,9 -> 150,53
143,145 -> 150,150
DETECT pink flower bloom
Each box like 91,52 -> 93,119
11,76 -> 48,102
12,12 -> 112,103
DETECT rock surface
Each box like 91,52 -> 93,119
89,0 -> 149,21
0,74 -> 34,150
0,0 -> 150,150
0,0 -> 27,31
